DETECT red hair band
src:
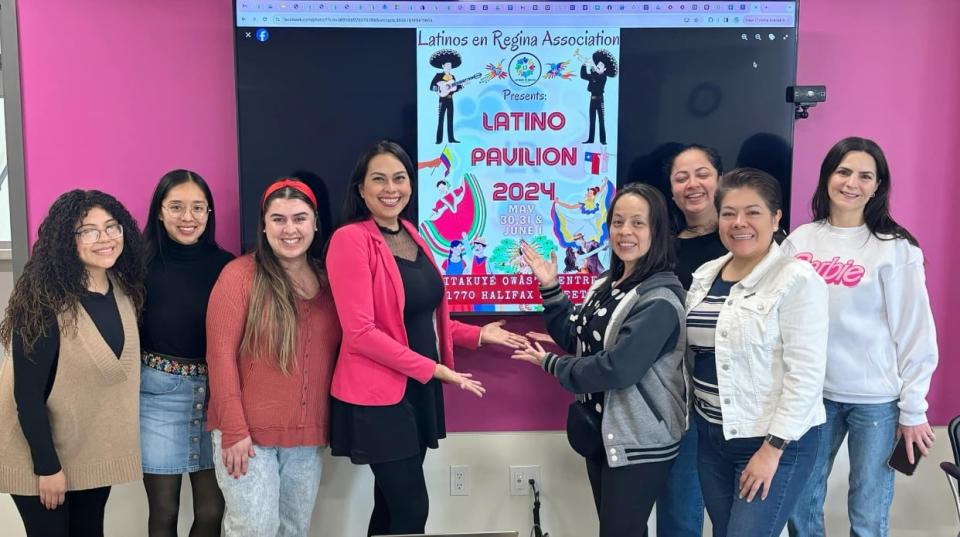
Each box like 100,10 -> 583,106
261,178 -> 318,209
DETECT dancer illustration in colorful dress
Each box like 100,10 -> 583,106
551,178 -> 614,248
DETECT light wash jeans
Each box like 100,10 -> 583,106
212,430 -> 323,537
657,429 -> 705,537
788,399 -> 899,537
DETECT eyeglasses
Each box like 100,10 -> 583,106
162,203 -> 211,218
75,223 -> 124,244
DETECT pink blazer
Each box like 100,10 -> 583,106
326,218 -> 482,406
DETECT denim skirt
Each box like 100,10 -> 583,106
139,364 -> 215,474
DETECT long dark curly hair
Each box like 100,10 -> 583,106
0,190 -> 146,354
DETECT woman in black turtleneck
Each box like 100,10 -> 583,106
139,170 -> 234,537
655,144 -> 726,537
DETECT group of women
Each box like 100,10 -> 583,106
511,137 -> 937,537
0,136 -> 938,537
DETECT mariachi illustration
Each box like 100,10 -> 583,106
429,49 -> 482,144
575,48 -> 618,145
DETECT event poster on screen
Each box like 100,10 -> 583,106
416,27 -> 621,312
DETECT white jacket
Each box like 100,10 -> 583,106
686,242 -> 829,441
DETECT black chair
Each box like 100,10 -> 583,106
942,415 -> 960,536
950,415 -> 960,466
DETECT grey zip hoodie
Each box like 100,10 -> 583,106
540,271 -> 688,467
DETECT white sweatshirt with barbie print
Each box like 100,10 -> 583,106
784,221 -> 938,426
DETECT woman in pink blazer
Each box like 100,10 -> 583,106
326,141 -> 525,536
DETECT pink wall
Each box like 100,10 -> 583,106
17,0 -> 241,249
16,1 -> 960,425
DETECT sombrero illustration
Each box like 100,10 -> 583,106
430,49 -> 462,69
592,50 -> 618,77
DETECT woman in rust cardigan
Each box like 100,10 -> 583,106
206,179 -> 341,537
326,140 -> 526,536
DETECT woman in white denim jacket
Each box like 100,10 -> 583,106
685,168 -> 828,537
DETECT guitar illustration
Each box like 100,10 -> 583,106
436,72 -> 482,97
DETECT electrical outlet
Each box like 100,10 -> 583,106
450,465 -> 470,496
509,465 -> 541,495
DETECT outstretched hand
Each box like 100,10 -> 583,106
511,341 -> 548,366
434,364 -> 485,398
520,242 -> 558,288
480,320 -> 528,349
525,331 -> 557,347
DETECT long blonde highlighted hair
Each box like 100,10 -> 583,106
240,181 -> 324,374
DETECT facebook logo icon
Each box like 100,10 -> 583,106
255,28 -> 269,42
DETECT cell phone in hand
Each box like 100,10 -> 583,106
887,435 -> 922,476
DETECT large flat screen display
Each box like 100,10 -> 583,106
235,1 -> 798,312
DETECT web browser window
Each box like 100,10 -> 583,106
234,1 -> 798,312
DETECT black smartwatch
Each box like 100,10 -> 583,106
765,434 -> 790,450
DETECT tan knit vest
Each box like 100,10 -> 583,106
0,285 -> 142,495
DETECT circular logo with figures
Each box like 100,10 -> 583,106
509,52 -> 542,87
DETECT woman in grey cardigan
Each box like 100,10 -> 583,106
514,183 -> 687,537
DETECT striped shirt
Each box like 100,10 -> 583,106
686,276 -> 736,425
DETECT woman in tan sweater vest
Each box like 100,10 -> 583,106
0,190 -> 146,537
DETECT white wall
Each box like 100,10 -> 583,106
0,430 -> 957,536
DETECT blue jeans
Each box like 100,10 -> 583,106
212,430 -> 323,537
787,400 -> 898,537
657,429 -> 705,537
696,415 -> 820,537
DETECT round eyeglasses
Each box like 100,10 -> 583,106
75,223 -> 123,244
162,203 -> 211,218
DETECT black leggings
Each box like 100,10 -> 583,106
11,486 -> 111,537
585,457 -> 674,537
143,470 -> 224,537
367,449 -> 429,536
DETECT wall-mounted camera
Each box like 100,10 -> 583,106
787,85 -> 826,120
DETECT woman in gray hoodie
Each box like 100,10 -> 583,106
514,183 -> 687,537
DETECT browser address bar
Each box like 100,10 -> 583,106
264,14 -> 438,25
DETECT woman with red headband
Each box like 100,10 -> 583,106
326,141 -> 526,536
205,178 -> 341,536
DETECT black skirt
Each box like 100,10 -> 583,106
330,377 -> 446,464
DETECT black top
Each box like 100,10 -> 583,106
673,232 -> 728,290
330,250 -> 447,464
581,65 -> 608,96
398,251 -> 444,363
12,282 -> 124,476
574,283 -> 623,418
140,233 -> 234,360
